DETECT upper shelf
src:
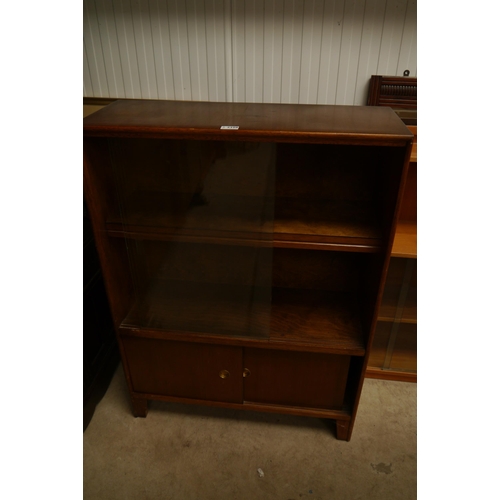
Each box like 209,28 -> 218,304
83,100 -> 414,146
105,194 -> 383,252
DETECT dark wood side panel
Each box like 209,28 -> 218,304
83,138 -> 134,327
121,337 -> 243,403
398,161 -> 417,221
345,140 -> 413,440
243,348 -> 350,409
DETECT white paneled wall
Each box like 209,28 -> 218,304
83,0 -> 416,105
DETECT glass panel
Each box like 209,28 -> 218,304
269,248 -> 367,351
108,139 -> 275,339
379,258 -> 417,323
368,321 -> 391,369
274,144 -> 383,245
371,257 -> 417,373
389,323 -> 417,372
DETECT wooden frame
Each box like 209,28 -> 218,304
83,100 -> 413,440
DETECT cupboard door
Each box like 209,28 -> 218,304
122,337 -> 243,403
243,348 -> 350,409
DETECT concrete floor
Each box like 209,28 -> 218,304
84,365 -> 416,499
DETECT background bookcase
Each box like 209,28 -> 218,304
366,75 -> 417,382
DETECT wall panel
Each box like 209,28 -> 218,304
376,0 -> 408,76
298,0 -> 325,104
150,0 -> 176,100
130,0 -> 159,99
205,0 -> 227,101
84,0 -> 110,97
354,0 -> 386,104
83,40 -> 94,97
83,0 -> 417,105
262,0 -> 284,103
397,0 -> 417,77
114,0 -> 143,98
335,0 -> 366,105
316,0 -> 345,104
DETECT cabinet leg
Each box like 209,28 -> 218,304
131,396 -> 148,418
336,420 -> 350,441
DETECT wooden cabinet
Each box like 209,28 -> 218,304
243,348 -> 350,409
83,100 -> 413,441
122,337 -> 243,403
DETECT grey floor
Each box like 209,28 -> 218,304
84,365 -> 416,500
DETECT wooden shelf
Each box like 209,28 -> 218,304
274,198 -> 381,249
391,221 -> 417,258
377,316 -> 417,325
121,282 -> 366,355
365,367 -> 416,383
269,288 -> 365,353
106,193 -> 383,252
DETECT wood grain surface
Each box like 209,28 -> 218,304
83,99 -> 412,438
121,282 -> 365,354
84,100 -> 413,145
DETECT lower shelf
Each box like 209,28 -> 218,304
121,282 -> 366,354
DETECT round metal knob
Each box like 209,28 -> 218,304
219,370 -> 230,379
243,368 -> 251,378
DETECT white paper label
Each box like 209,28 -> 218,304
220,125 -> 239,130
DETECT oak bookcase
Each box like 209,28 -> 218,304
83,100 -> 413,441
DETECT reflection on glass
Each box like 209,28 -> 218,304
107,138 -> 392,345
369,258 -> 417,372
108,139 -> 275,338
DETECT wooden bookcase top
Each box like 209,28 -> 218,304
83,99 -> 413,145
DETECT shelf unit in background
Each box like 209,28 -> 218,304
365,75 -> 417,383
83,100 -> 413,440
366,75 -> 417,382
367,117 -> 417,382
